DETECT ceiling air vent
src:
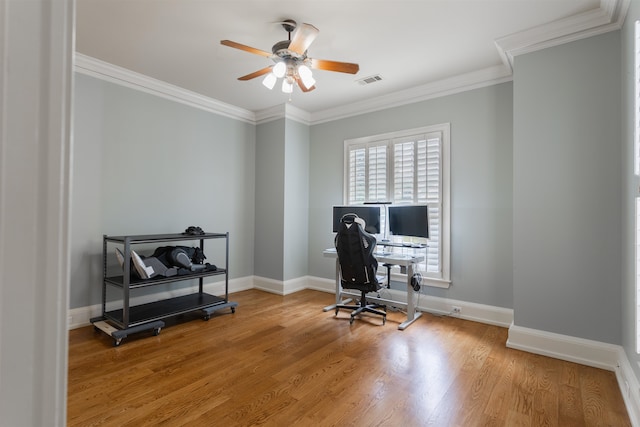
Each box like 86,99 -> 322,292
357,74 -> 383,85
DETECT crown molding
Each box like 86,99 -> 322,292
73,53 -> 256,124
253,104 -> 286,124
73,0 -> 629,127
73,50 -> 511,127
284,103 -> 312,126
254,103 -> 311,125
309,65 -> 513,125
495,0 -> 630,71
315,0 -> 628,124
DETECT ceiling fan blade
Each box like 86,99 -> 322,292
295,76 -> 316,93
238,66 -> 273,81
310,58 -> 359,74
220,40 -> 273,58
288,23 -> 319,55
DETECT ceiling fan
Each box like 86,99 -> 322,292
220,19 -> 359,94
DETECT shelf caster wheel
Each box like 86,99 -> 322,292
231,307 -> 235,314
113,338 -> 122,347
350,317 -> 355,325
203,314 -> 210,321
335,308 -> 339,316
153,328 -> 161,336
383,317 -> 386,325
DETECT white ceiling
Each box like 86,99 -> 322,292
75,0 -> 626,118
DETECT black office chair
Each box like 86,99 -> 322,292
334,214 -> 386,325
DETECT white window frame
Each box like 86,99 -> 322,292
343,124 -> 451,288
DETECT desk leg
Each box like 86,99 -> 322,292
323,258 -> 353,312
398,262 -> 422,330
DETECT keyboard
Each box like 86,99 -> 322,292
375,251 -> 392,256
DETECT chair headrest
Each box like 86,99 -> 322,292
340,213 -> 366,230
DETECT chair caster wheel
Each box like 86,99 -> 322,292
113,338 -> 122,347
203,314 -> 210,321
153,328 -> 161,336
231,307 -> 236,314
350,317 -> 355,325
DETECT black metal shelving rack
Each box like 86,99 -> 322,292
91,232 -> 237,346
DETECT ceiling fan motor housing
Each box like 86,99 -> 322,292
272,40 -> 291,54
281,19 -> 296,34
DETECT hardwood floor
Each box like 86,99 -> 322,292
68,289 -> 631,426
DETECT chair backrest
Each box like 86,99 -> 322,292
334,214 -> 379,292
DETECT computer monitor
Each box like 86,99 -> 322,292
332,205 -> 381,234
388,205 -> 429,239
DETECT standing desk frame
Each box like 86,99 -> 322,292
323,248 -> 424,330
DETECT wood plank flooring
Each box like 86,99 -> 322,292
67,289 -> 631,426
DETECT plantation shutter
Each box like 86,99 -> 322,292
393,139 -> 415,203
348,147 -> 366,204
392,133 -> 442,276
368,143 -> 388,202
424,134 -> 442,275
345,124 -> 448,283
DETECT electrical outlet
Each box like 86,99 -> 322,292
452,306 -> 461,314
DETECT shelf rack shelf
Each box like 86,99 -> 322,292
91,232 -> 237,346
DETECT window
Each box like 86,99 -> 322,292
344,124 -> 451,287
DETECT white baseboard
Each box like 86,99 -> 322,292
414,293 -> 513,328
617,349 -> 640,427
252,276 -> 283,295
70,276 -> 314,328
507,323 -> 621,370
305,276 -> 336,294
253,275 -> 310,295
69,276 -> 513,329
305,276 -> 513,327
68,304 -> 101,330
70,275 -> 512,329
68,276 -> 253,329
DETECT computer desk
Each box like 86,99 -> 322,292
322,248 -> 425,330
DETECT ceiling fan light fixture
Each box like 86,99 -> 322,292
297,64 -> 315,88
273,61 -> 287,78
262,73 -> 277,90
221,19 -> 359,96
282,78 -> 294,94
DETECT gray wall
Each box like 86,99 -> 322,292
621,3 -> 640,380
283,119 -> 310,281
308,82 -> 514,308
253,117 -> 310,282
71,74 -> 256,309
513,32 -> 622,343
254,119 -> 286,280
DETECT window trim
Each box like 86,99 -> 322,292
343,124 -> 451,288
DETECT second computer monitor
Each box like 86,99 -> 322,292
332,205 -> 381,235
388,205 -> 429,239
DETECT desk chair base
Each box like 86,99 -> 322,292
335,290 -> 386,325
